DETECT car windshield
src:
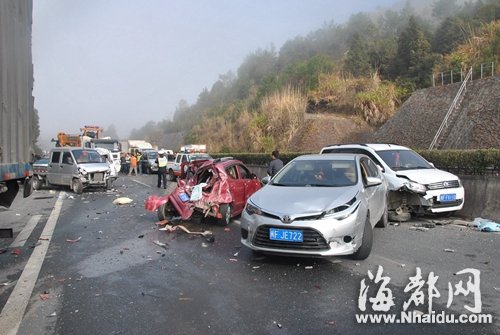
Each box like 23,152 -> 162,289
189,154 -> 212,161
72,149 -> 104,164
271,159 -> 357,187
376,149 -> 433,171
148,152 -> 158,159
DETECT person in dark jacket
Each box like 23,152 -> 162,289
267,150 -> 284,177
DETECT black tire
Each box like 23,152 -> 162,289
72,179 -> 83,195
106,179 -> 113,191
157,202 -> 176,221
351,216 -> 373,260
167,170 -> 175,181
32,176 -> 43,190
191,211 -> 203,224
388,211 -> 411,222
218,204 -> 232,226
375,206 -> 388,228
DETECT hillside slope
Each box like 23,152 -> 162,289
372,76 -> 499,149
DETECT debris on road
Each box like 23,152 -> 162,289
153,240 -> 168,249
39,237 -> 49,241
229,258 -> 238,262
413,222 -> 436,229
163,224 -> 215,243
305,266 -> 313,270
113,197 -> 133,205
409,226 -> 429,232
66,236 -> 82,243
224,227 -> 231,232
138,234 -> 144,238
443,249 -> 455,253
473,217 -> 500,232
48,312 -> 57,317
325,320 -> 336,326
11,248 -> 21,256
40,292 -> 50,300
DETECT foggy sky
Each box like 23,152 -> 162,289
32,0 -> 399,149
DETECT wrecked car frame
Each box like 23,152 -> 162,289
145,158 -> 262,225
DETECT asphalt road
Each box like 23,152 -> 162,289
0,174 -> 498,335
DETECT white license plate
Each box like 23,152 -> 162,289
269,228 -> 303,242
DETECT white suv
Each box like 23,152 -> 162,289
320,144 -> 464,221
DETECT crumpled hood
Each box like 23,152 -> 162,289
78,163 -> 110,173
396,169 -> 459,185
250,185 -> 358,216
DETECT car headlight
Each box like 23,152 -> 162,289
323,197 -> 358,220
406,181 -> 427,194
78,167 -> 88,175
245,201 -> 262,216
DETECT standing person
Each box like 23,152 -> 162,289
267,150 -> 284,177
128,153 -> 138,176
136,151 -> 143,175
156,150 -> 168,189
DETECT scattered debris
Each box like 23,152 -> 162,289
224,227 -> 231,232
494,287 -> 500,291
39,237 -> 49,241
178,297 -> 192,301
113,197 -> 133,205
451,219 -> 472,227
155,220 -> 168,226
401,264 -> 406,268
409,227 -> 429,232
165,225 -> 215,243
0,248 -> 8,254
1,282 -> 11,286
413,222 -> 436,229
325,320 -> 336,326
305,266 -> 313,270
330,259 -> 342,264
443,249 -> 455,253
66,237 -> 82,243
153,240 -> 168,249
233,251 -> 239,257
11,249 -> 21,256
201,242 -> 208,248
252,266 -> 261,269
473,217 -> 500,232
138,234 -> 144,238
40,293 -> 50,301
229,258 -> 238,262
48,312 -> 57,317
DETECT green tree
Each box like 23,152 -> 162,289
345,33 -> 371,77
432,16 -> 466,54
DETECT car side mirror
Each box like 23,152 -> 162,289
261,176 -> 270,185
366,176 -> 382,187
429,162 -> 435,168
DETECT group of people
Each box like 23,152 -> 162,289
120,151 -> 143,175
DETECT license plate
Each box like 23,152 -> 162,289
269,228 -> 303,242
179,193 -> 189,202
440,193 -> 456,202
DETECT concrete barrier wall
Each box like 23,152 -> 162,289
247,165 -> 499,221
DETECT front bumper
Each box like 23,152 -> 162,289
423,186 -> 465,213
240,206 -> 366,257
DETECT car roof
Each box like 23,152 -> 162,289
321,143 -> 411,152
295,154 -> 360,161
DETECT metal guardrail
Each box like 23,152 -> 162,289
428,67 -> 473,150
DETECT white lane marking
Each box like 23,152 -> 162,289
9,215 -> 42,248
0,192 -> 65,335
131,179 -> 152,188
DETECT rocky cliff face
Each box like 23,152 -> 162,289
372,76 -> 500,149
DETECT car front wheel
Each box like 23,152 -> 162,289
72,179 -> 83,194
351,215 -> 373,260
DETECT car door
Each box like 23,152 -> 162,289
47,151 -> 62,185
236,163 -> 261,202
60,151 -> 75,186
360,157 -> 385,223
225,164 -> 245,214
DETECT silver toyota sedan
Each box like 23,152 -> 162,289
240,154 -> 388,259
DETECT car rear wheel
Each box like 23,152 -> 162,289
32,176 -> 43,190
167,170 -> 175,181
351,215 -> 373,260
72,179 -> 83,195
218,204 -> 232,226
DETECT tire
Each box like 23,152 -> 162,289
72,179 -> 83,195
157,202 -> 176,222
351,216 -> 373,260
388,211 -> 411,222
32,176 -> 43,190
218,204 -> 232,226
375,206 -> 388,228
167,170 -> 175,181
106,179 -> 113,191
191,211 -> 203,224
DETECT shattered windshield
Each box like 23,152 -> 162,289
271,159 -> 357,187
376,150 -> 432,171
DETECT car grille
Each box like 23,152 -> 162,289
92,173 -> 104,182
432,198 -> 463,208
253,225 -> 329,251
426,180 -> 460,190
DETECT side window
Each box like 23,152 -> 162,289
51,151 -> 61,164
226,166 -> 238,179
62,152 -> 73,165
175,155 -> 182,164
181,155 -> 188,163
360,158 -> 379,181
237,165 -> 252,179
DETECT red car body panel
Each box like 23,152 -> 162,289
145,159 -> 261,221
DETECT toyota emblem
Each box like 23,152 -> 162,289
282,215 -> 292,223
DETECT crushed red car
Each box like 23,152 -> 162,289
145,157 -> 262,225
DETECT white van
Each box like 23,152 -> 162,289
320,144 -> 464,221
